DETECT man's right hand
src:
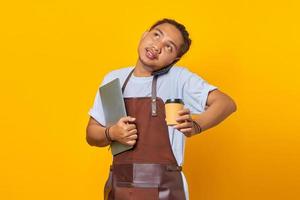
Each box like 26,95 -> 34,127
109,116 -> 138,146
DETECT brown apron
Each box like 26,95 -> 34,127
104,69 -> 186,200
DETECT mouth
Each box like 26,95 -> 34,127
145,48 -> 158,60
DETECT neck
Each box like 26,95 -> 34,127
133,59 -> 154,77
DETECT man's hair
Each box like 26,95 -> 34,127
149,18 -> 192,58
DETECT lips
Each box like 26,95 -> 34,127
145,48 -> 158,60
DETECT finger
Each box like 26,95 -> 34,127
179,127 -> 193,134
126,139 -> 136,146
125,124 -> 136,131
120,116 -> 136,123
126,134 -> 138,140
126,129 -> 138,136
176,115 -> 192,123
177,108 -> 190,115
174,121 -> 193,129
128,116 -> 136,122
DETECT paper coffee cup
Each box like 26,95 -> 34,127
165,99 -> 184,125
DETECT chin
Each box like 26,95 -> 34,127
138,55 -> 157,70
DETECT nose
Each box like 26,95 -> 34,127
153,42 -> 163,54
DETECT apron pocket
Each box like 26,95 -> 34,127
115,185 -> 159,200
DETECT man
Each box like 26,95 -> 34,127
86,18 -> 237,200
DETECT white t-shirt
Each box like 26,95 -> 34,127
88,66 -> 218,199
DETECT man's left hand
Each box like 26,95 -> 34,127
173,108 -> 195,137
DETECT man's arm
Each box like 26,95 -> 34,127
86,117 -> 111,147
174,89 -> 237,137
86,116 -> 138,147
192,89 -> 237,134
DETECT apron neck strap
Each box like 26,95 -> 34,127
121,69 -> 134,94
121,68 -> 159,117
151,75 -> 158,116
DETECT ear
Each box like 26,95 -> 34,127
174,57 -> 180,62
172,57 -> 181,64
168,57 -> 181,67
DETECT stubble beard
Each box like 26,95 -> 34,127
138,54 -> 157,72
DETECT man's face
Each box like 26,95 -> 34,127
137,23 -> 184,71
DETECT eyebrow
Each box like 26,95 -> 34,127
154,28 -> 178,50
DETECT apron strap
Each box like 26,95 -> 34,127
121,68 -> 159,117
121,69 -> 134,94
151,75 -> 158,116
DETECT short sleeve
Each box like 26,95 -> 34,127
181,69 -> 218,114
88,89 -> 106,126
87,67 -> 134,125
87,75 -> 111,126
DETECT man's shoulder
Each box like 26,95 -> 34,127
169,66 -> 187,73
166,66 -> 193,78
102,66 -> 134,84
166,66 -> 207,86
106,66 -> 134,77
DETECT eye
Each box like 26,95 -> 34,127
166,45 -> 173,52
153,32 -> 160,39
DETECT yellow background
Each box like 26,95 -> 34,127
1,0 -> 299,199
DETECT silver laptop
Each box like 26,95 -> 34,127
99,78 -> 133,155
